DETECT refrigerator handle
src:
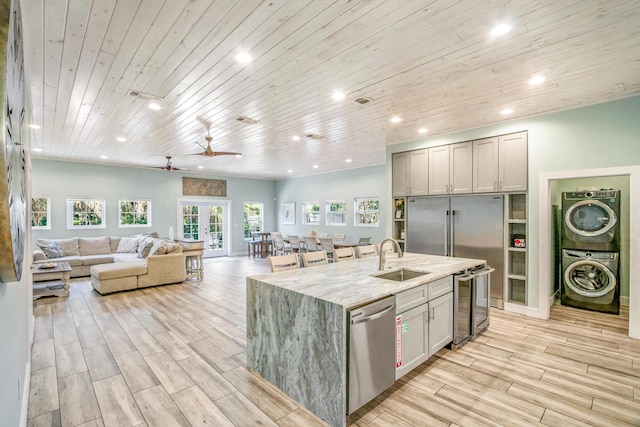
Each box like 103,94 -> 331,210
450,210 -> 455,257
444,210 -> 450,256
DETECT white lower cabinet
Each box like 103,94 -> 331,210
395,276 -> 454,380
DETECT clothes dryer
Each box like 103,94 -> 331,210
561,249 -> 619,314
561,190 -> 620,251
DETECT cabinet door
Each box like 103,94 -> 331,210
449,142 -> 473,194
395,304 -> 429,380
499,132 -> 528,192
472,137 -> 499,193
428,292 -> 453,357
409,149 -> 429,195
392,152 -> 409,196
428,146 -> 450,195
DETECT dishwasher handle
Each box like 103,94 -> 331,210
350,305 -> 395,324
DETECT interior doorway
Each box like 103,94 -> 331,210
178,198 -> 230,258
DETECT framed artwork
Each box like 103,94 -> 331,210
280,202 -> 295,225
0,0 -> 26,283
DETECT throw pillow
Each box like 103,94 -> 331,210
116,236 -> 140,253
148,239 -> 167,256
165,242 -> 183,254
137,237 -> 155,258
38,242 -> 64,259
37,238 -> 80,256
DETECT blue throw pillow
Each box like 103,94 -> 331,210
38,242 -> 64,259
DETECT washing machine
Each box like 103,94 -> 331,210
561,190 -> 620,251
561,249 -> 619,314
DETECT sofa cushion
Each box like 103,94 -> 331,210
137,237 -> 155,258
109,236 -> 121,253
112,253 -> 143,263
79,236 -> 111,256
37,242 -> 64,259
82,254 -> 115,266
116,236 -> 141,253
165,242 -> 183,254
91,262 -> 147,280
37,238 -> 80,256
34,255 -> 83,267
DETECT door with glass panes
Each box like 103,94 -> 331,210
181,202 -> 229,257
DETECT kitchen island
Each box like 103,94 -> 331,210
246,253 -> 485,427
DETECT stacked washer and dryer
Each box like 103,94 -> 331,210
561,190 -> 620,314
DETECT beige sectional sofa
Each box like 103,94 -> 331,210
33,235 -> 187,294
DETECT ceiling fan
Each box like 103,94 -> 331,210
192,134 -> 242,158
156,156 -> 187,171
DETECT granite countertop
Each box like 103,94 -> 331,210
248,253 -> 485,309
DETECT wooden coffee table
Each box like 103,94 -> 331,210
31,262 -> 72,300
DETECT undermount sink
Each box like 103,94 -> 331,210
374,268 -> 429,282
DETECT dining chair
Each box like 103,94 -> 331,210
304,236 -> 319,252
288,235 -> 301,253
332,233 -> 346,242
268,254 -> 299,272
301,250 -> 329,267
272,233 -> 291,256
333,247 -> 355,262
319,238 -> 335,262
358,237 -> 371,245
356,244 -> 378,258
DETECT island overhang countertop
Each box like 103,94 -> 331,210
247,252 -> 486,310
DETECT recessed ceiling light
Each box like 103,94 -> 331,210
235,154 -> 242,158
33,147 -> 43,152
29,124 -> 41,129
100,155 -> 108,159
116,137 -> 127,142
418,127 -> 429,134
287,169 -> 293,173
197,165 -> 204,169
235,51 -> 252,64
313,165 -> 319,169
491,23 -> 512,37
528,75 -> 545,85
345,158 -> 352,163
291,135 -> 300,141
501,108 -> 514,115
390,116 -> 402,123
332,91 -> 345,101
148,101 -> 162,110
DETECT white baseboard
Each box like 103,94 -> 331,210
620,296 -> 630,307
19,359 -> 31,427
503,302 -> 548,319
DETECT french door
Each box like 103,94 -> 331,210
179,199 -> 229,258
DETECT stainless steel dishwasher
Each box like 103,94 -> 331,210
347,296 -> 396,414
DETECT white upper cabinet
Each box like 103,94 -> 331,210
392,149 -> 428,196
473,132 -> 528,192
429,142 -> 472,195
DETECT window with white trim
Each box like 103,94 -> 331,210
244,202 -> 263,239
302,201 -> 320,225
67,199 -> 106,229
31,197 -> 51,229
119,200 -> 151,227
326,200 -> 347,226
354,197 -> 379,227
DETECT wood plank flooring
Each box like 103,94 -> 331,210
28,257 -> 640,427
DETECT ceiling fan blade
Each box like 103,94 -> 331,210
211,151 -> 242,157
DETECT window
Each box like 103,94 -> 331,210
326,200 -> 347,226
31,197 -> 51,229
354,197 -> 379,227
182,205 -> 199,239
67,199 -> 106,229
302,201 -> 320,225
244,202 -> 263,239
119,200 -> 151,227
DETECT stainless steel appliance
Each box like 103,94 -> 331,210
561,190 -> 620,251
406,195 -> 505,307
452,265 -> 494,348
347,296 -> 396,414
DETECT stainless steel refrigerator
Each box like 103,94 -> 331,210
406,195 -> 505,308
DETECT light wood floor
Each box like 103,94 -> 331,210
27,257 -> 640,427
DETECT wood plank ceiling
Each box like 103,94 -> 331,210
20,0 -> 640,179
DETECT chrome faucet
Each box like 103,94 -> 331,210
378,238 -> 403,271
